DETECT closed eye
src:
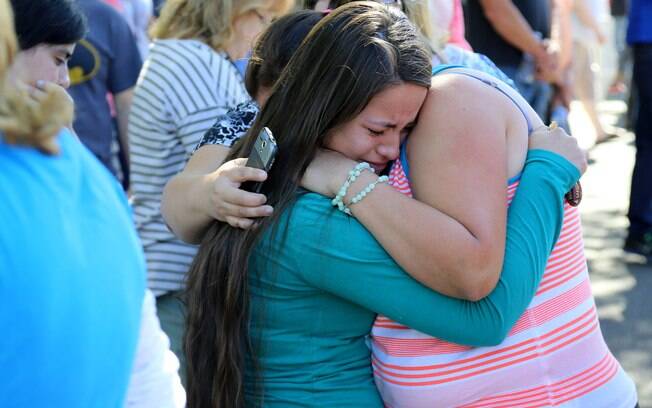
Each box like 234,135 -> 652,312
368,128 -> 384,136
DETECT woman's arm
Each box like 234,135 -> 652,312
161,145 -> 271,244
303,75 -> 528,300
285,149 -> 581,346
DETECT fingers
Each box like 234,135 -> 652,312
224,216 -> 256,230
218,199 -> 273,218
229,166 -> 268,183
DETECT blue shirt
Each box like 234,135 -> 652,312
68,0 -> 143,174
627,0 -> 652,44
0,130 -> 145,407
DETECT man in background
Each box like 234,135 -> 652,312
465,0 -> 558,118
624,0 -> 652,258
68,0 -> 142,189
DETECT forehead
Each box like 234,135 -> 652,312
360,83 -> 426,122
48,43 -> 76,55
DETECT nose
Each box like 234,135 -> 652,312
59,67 -> 70,89
377,131 -> 401,161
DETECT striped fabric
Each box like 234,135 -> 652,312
373,160 -> 637,407
129,39 -> 249,295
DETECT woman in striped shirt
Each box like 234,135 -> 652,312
127,0 -> 293,380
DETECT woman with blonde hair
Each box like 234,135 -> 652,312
128,0 -> 294,380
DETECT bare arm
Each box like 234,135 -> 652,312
573,0 -> 607,43
303,75 -> 527,301
161,145 -> 271,244
551,0 -> 574,71
359,77 -> 517,300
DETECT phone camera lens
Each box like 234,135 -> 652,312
261,140 -> 267,149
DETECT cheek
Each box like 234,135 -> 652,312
324,129 -> 373,160
26,57 -> 58,84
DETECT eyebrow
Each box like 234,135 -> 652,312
54,48 -> 73,60
367,119 -> 417,129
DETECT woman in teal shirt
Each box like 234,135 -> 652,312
184,3 -> 585,407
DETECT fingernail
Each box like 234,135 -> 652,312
35,80 -> 46,89
264,206 -> 273,215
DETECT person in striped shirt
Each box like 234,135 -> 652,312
127,0 -> 293,380
179,3 -> 592,407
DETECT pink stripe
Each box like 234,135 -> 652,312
373,280 -> 593,357
461,354 -> 614,407
373,308 -> 598,378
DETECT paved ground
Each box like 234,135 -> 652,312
575,100 -> 651,406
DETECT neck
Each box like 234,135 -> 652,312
224,39 -> 249,62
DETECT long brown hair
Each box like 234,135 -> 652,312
185,3 -> 432,407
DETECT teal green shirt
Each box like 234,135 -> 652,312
246,150 -> 580,407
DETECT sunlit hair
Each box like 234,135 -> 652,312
401,0 -> 447,51
245,10 -> 324,98
150,0 -> 295,51
185,2 -> 432,407
0,0 -> 73,155
328,0 -> 447,52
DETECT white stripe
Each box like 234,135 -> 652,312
129,39 -> 248,294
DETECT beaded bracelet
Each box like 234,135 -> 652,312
331,162 -> 373,215
349,175 -> 389,209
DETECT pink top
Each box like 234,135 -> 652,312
448,0 -> 472,50
370,159 -> 637,407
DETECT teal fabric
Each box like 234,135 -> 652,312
0,129 -> 145,407
246,150 -> 580,406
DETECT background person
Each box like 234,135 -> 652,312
67,0 -> 143,188
128,0 -> 293,381
623,0 -> 652,257
0,1 -> 144,405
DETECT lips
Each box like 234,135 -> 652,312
369,162 -> 389,173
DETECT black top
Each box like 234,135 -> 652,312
611,0 -> 629,16
465,0 -> 551,68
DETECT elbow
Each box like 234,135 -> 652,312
480,324 -> 510,346
161,180 -> 201,245
455,258 -> 502,302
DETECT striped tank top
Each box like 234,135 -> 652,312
371,66 -> 637,407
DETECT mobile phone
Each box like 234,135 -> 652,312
242,127 -> 277,193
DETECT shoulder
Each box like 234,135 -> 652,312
199,100 -> 259,148
427,69 -> 509,117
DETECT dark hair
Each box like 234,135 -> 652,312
245,10 -> 324,98
185,3 -> 432,407
10,0 -> 86,51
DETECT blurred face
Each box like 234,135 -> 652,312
231,7 -> 277,60
12,43 -> 75,88
324,82 -> 427,173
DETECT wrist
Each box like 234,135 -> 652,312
328,159 -> 360,197
343,171 -> 378,206
198,172 -> 219,219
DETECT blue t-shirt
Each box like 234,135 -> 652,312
627,0 -> 652,44
68,0 -> 143,174
0,129 -> 145,407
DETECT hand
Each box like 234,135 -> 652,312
529,124 -> 588,175
301,148 -> 359,197
535,47 -> 559,83
205,158 -> 273,229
